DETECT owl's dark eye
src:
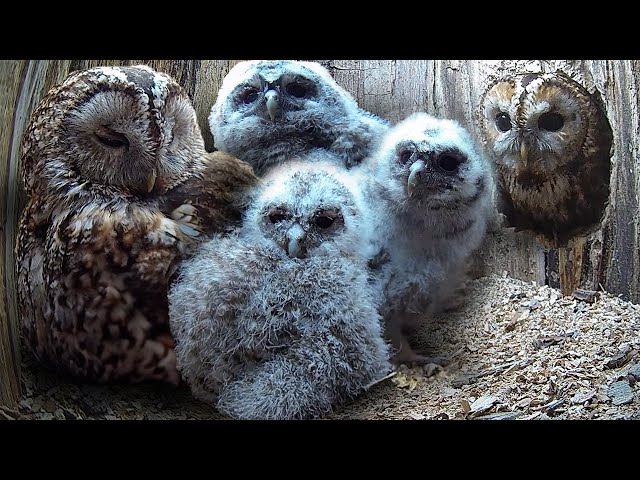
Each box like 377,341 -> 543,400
315,215 -> 335,229
438,152 -> 465,173
495,112 -> 512,132
538,112 -> 564,132
95,130 -> 129,149
286,83 -> 307,98
399,149 -> 413,165
240,88 -> 260,104
269,212 -> 287,224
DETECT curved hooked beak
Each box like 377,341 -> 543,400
265,90 -> 280,122
285,223 -> 306,259
519,142 -> 529,167
407,159 -> 426,197
146,169 -> 157,193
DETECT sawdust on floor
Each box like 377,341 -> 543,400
2,274 -> 639,420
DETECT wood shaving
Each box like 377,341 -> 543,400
3,275 -> 639,420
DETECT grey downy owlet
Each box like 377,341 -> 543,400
209,60 -> 390,176
363,112 -> 495,370
169,157 -> 391,419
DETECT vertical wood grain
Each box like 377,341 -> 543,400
1,58 -> 638,407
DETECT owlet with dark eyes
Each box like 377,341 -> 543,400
480,71 -> 613,248
169,158 -> 391,419
209,60 -> 390,175
364,113 -> 494,369
17,65 -> 258,385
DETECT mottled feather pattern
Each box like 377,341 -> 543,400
16,65 -> 258,384
480,71 -> 613,247
160,151 -> 259,240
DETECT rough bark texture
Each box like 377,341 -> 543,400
1,60 -> 637,406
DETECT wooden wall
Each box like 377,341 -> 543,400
1,59 -> 638,405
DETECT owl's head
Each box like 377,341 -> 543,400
481,72 -> 594,175
209,61 -> 360,161
372,112 -> 489,213
242,157 -> 368,259
23,64 -> 205,195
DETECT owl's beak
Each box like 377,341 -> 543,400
286,223 -> 307,259
146,169 -> 157,193
519,143 -> 529,167
265,90 -> 280,122
407,159 -> 426,197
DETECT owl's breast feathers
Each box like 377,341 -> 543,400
498,142 -> 611,246
18,151 -> 259,384
18,189 -> 204,384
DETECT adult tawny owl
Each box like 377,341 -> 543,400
480,71 -> 613,248
364,112 -> 494,369
169,158 -> 391,419
16,64 -> 258,385
208,60 -> 390,175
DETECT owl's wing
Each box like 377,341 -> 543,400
38,199 -> 201,383
161,152 -> 259,237
16,197 -> 52,363
330,112 -> 391,168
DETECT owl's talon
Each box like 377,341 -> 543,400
17,64 -> 260,387
177,223 -> 201,238
171,204 -> 201,238
393,354 -> 446,379
171,204 -> 197,220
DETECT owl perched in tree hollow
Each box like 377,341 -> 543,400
16,65 -> 257,385
169,158 -> 391,419
480,71 -> 613,248
208,60 -> 390,176
364,113 -> 494,369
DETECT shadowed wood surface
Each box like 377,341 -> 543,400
1,60 -> 638,406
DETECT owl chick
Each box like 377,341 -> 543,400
480,71 -> 613,248
17,65 -> 258,385
364,112 -> 494,368
208,60 -> 390,175
169,159 -> 391,419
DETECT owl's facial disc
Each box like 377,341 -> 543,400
400,147 -> 466,197
235,70 -> 317,125
94,126 -> 130,150
509,110 -> 568,171
91,120 -> 159,193
94,124 -> 157,192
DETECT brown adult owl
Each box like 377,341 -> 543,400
16,65 -> 257,385
480,71 -> 613,248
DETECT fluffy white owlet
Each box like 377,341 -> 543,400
480,71 -> 613,248
208,60 -> 390,175
169,158 -> 391,419
364,112 -> 494,368
17,65 -> 258,385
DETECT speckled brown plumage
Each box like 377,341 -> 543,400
480,71 -> 613,248
16,65 -> 258,385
